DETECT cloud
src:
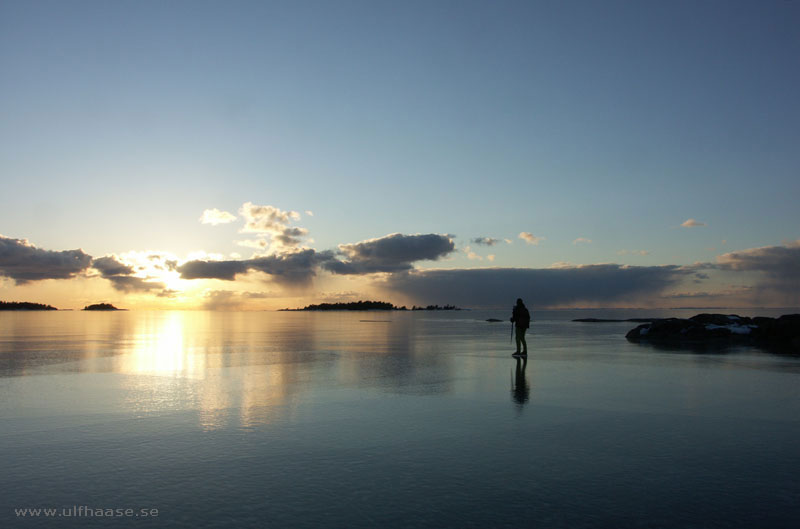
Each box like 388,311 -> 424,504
178,248 -> 331,285
147,253 -> 178,271
611,241 -> 800,306
618,249 -> 650,256
178,260 -> 245,281
305,210 -> 314,217
318,291 -> 363,303
235,239 -> 270,250
519,232 -> 545,245
573,237 -> 592,245
465,246 -> 482,261
200,290 -> 277,310
199,208 -> 237,225
662,291 -> 717,300
471,237 -> 501,246
659,285 -> 760,306
238,202 -> 308,250
181,233 -> 456,284
240,202 -> 300,232
716,241 -> 800,276
379,264 -> 693,308
91,255 -> 132,277
92,255 -> 166,292
242,291 -> 273,299
0,235 -> 92,284
201,290 -> 244,311
323,233 -> 455,275
272,226 -> 309,248
487,254 -> 495,262
681,219 -> 706,228
715,241 -> 800,304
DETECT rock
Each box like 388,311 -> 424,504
688,313 -> 747,326
767,315 -> 800,348
626,313 -> 800,353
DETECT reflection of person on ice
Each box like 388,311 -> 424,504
510,298 -> 530,356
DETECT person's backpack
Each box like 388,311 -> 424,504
514,306 -> 531,329
521,307 -> 531,329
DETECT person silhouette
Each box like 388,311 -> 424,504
512,355 -> 530,405
510,298 -> 530,356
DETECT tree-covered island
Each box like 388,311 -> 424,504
83,303 -> 125,311
0,301 -> 58,310
280,300 -> 462,311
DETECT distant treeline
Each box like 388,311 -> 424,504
281,300 -> 462,311
0,301 -> 58,311
288,300 -> 397,311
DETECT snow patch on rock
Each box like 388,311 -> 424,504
705,324 -> 756,335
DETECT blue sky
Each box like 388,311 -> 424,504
1,1 -> 798,308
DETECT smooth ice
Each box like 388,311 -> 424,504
1,309 -> 799,528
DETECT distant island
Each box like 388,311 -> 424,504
0,301 -> 58,311
83,303 -> 125,311
280,300 -> 461,311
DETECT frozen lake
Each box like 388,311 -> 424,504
1,309 -> 799,528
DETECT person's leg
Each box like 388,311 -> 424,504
520,329 -> 527,354
515,327 -> 523,353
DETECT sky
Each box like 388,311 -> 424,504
1,0 -> 798,310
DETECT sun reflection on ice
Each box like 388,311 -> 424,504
121,313 -> 202,377
111,312 -> 301,431
115,312 -> 205,418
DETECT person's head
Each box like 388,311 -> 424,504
516,298 -> 524,306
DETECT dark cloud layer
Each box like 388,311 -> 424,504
202,290 -> 245,311
717,242 -> 800,278
324,233 -> 455,275
6,227 -> 797,308
471,237 -> 500,246
379,264 -> 692,308
92,256 -> 134,277
0,235 -> 92,283
92,256 -> 165,292
178,259 -> 248,281
715,241 -> 800,304
178,249 -> 330,285
178,233 -> 455,284
200,290 -> 281,310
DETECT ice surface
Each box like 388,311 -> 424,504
1,310 -> 799,528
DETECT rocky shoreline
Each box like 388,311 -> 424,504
625,313 -> 800,351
